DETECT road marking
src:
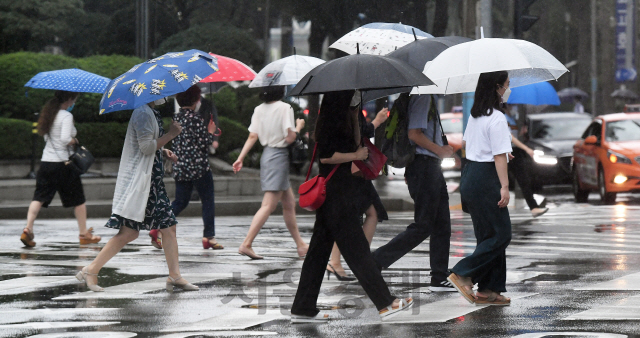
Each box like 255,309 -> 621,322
0,276 -> 78,295
0,321 -> 119,330
160,309 -> 286,332
563,294 -> 640,320
368,292 -> 537,324
575,271 -> 640,291
0,308 -> 119,325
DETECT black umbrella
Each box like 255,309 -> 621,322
288,53 -> 433,101
387,36 -> 472,71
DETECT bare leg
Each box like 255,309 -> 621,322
281,188 -> 308,256
25,201 -> 43,232
74,203 -> 87,234
84,226 -> 139,285
159,225 -> 182,280
240,191 -> 282,251
362,205 -> 378,245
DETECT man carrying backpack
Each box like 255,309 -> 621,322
373,94 -> 455,292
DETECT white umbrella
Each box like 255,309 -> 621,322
249,55 -> 325,88
330,22 -> 433,56
412,38 -> 568,95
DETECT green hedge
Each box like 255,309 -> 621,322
0,117 -> 128,160
0,52 -> 142,124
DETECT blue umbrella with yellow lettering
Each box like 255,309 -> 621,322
99,49 -> 218,115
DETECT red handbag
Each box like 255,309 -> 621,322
353,138 -> 387,180
298,144 -> 339,211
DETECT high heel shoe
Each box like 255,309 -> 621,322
202,237 -> 224,250
20,228 -> 35,247
166,276 -> 199,292
149,229 -> 162,249
326,263 -> 356,281
75,267 -> 104,292
79,227 -> 101,245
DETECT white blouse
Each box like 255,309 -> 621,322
248,101 -> 295,148
111,105 -> 159,222
41,110 -> 77,162
463,109 -> 513,162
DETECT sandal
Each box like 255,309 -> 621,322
75,267 -> 104,292
475,291 -> 510,306
149,229 -> 162,249
202,237 -> 224,250
447,272 -> 476,304
291,311 -> 330,323
379,297 -> 413,320
79,228 -> 101,245
20,228 -> 36,247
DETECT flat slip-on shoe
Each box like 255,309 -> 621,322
291,312 -> 330,323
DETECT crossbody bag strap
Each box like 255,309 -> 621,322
304,142 -> 339,182
305,143 -> 318,181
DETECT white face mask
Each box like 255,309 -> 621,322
153,97 -> 167,106
195,100 -> 202,112
502,87 -> 511,102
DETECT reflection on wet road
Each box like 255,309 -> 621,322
1,187 -> 640,337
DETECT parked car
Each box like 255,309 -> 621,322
523,112 -> 592,188
572,112 -> 640,204
440,112 -> 463,171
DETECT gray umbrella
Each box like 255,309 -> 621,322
557,87 -> 589,100
611,86 -> 639,100
289,53 -> 433,101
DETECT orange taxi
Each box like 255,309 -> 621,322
572,113 -> 640,204
440,112 -> 463,170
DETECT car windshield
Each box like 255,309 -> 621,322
530,118 -> 591,140
441,117 -> 462,134
605,119 -> 640,142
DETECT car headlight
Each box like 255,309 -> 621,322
533,149 -> 558,165
441,157 -> 456,169
607,150 -> 632,164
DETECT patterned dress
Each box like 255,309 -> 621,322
106,110 -> 177,231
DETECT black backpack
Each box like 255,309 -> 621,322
381,93 -> 415,168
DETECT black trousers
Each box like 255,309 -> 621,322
291,170 -> 395,317
372,155 -> 451,283
452,161 -> 512,293
508,148 -> 539,210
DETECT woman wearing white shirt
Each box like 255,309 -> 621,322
447,71 -> 513,306
21,90 -> 101,247
232,86 -> 308,260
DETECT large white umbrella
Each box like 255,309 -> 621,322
249,55 -> 325,88
412,38 -> 568,95
330,22 -> 433,56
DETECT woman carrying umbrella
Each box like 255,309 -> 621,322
232,86 -> 308,260
291,91 -> 412,323
325,92 -> 390,281
77,99 -> 198,292
447,71 -> 513,305
21,90 -> 101,247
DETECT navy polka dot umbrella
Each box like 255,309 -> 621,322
24,68 -> 110,94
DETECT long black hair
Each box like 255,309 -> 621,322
470,71 -> 508,118
37,90 -> 79,136
314,90 -> 357,149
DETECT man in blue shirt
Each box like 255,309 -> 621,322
372,94 -> 455,292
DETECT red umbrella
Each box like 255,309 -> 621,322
201,53 -> 256,83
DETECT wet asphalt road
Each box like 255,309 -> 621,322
1,182 -> 640,338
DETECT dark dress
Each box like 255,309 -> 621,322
358,112 -> 388,221
106,110 -> 177,231
291,124 -> 395,317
